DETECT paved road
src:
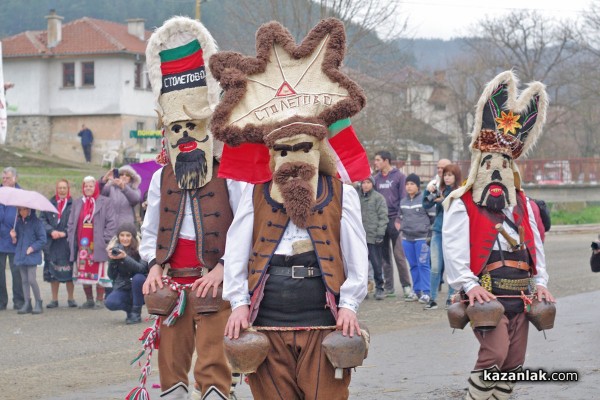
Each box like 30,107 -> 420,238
0,231 -> 598,399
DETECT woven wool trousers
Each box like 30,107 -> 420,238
247,329 -> 351,400
158,290 -> 231,395
473,312 -> 529,371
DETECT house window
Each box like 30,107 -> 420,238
145,71 -> 152,90
82,62 -> 94,86
136,122 -> 145,145
134,63 -> 143,88
62,63 -> 75,87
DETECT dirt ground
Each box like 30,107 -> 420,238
0,230 -> 598,399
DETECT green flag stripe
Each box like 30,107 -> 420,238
160,40 -> 202,62
328,118 -> 351,134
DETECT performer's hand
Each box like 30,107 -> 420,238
535,285 -> 555,303
143,264 -> 164,295
191,263 -> 224,298
336,307 -> 361,338
225,305 -> 250,339
466,285 -> 496,306
26,246 -> 34,255
51,230 -> 61,239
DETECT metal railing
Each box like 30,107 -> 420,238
388,158 -> 600,185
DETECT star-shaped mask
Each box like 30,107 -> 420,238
209,18 -> 366,147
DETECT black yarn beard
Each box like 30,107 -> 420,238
479,182 -> 509,212
174,149 -> 208,189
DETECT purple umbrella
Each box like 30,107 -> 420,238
128,160 -> 162,197
0,186 -> 59,213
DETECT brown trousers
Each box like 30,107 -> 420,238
473,313 -> 529,371
248,329 -> 351,400
158,290 -> 231,394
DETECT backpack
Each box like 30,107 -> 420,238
531,198 -> 551,232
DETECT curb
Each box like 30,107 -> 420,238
547,223 -> 600,235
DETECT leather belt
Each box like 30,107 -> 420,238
268,265 -> 322,279
486,260 -> 530,273
167,267 -> 209,278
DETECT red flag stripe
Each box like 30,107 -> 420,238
329,125 -> 371,183
160,49 -> 204,75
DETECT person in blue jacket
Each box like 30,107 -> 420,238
0,166 -> 24,310
10,207 -> 47,314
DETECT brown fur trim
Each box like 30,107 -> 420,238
209,18 -> 366,146
264,121 -> 328,147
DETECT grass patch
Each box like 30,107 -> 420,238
551,206 -> 600,225
16,166 -> 104,198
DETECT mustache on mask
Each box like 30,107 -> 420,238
479,182 -> 509,211
170,134 -> 209,149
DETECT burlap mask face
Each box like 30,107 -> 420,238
165,119 -> 214,190
471,152 -> 517,211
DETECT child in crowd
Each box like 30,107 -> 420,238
10,207 -> 47,314
104,223 -> 148,324
397,174 -> 434,304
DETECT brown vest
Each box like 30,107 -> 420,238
248,175 -> 346,296
155,161 -> 233,268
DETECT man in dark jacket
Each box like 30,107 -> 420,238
78,124 -> 94,163
0,167 -> 24,310
373,151 -> 416,300
359,176 -> 389,300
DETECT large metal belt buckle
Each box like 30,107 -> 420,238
291,265 -> 306,279
199,266 -> 209,277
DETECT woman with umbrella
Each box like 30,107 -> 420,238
40,179 -> 77,308
10,206 -> 47,314
67,176 -> 117,309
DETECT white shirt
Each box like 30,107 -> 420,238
223,183 -> 368,313
140,167 -> 245,264
442,197 -> 549,293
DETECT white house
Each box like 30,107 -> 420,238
1,10 -> 158,163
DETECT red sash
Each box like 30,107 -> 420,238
169,238 -> 204,284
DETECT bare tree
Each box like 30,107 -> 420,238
220,0 -> 409,78
443,10 -> 583,158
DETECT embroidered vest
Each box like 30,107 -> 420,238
461,190 -> 537,276
156,161 -> 233,268
247,175 -> 346,296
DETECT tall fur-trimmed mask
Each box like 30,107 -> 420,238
209,18 -> 368,227
146,16 -> 223,189
446,71 -> 548,210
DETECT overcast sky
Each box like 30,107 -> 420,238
400,0 -> 594,39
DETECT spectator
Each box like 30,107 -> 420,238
373,151 -> 415,300
105,223 -> 148,324
78,124 -> 94,163
99,166 -> 141,225
397,173 -> 433,304
10,207 -> 47,314
40,179 -> 76,308
359,176 -> 389,300
0,166 -> 24,310
426,159 -> 451,193
67,176 -> 117,309
423,164 -> 462,310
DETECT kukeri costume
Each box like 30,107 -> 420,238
442,71 -> 555,400
209,19 -> 371,400
129,17 -> 244,400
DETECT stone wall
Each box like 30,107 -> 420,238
6,114 -> 156,165
6,115 -> 52,152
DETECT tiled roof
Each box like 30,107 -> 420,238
1,17 -> 150,58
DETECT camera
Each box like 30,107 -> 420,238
111,243 -> 125,256
426,190 -> 439,202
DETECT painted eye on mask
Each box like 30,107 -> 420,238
303,148 -> 310,153
280,150 -> 288,157
171,124 -> 182,134
502,159 -> 507,168
486,160 -> 491,170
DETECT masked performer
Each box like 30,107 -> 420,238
442,71 -> 555,400
135,16 -> 244,400
209,19 -> 370,400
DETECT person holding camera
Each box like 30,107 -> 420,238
99,166 -> 141,225
104,223 -> 148,324
423,164 -> 462,310
591,237 -> 600,273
